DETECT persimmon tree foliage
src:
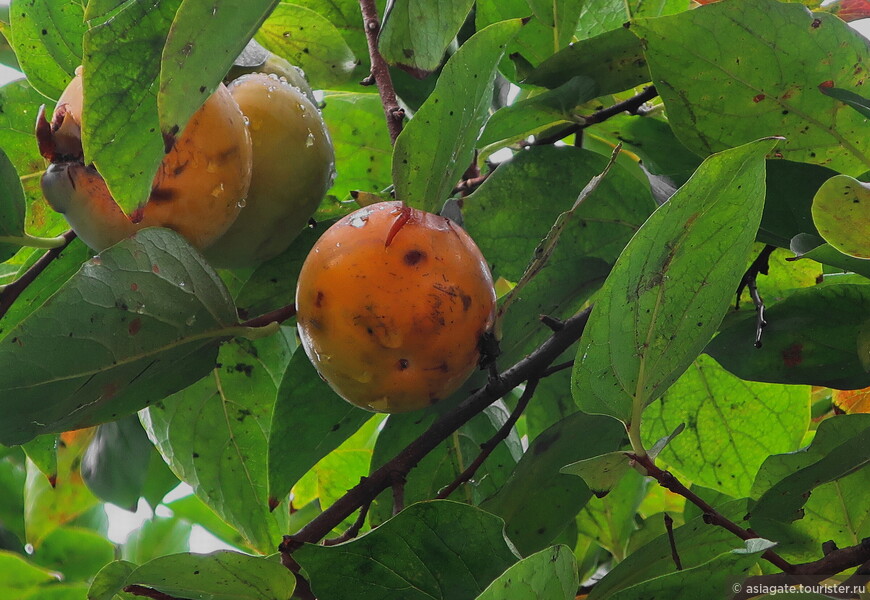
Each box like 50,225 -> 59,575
0,0 -> 869,599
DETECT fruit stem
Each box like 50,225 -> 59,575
0,233 -> 70,249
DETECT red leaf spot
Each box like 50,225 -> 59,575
130,283 -> 138,291
47,474 -> 58,488
129,318 -> 142,336
753,94 -> 766,103
268,497 -> 280,512
773,151 -> 784,158
151,264 -> 160,274
781,343 -> 803,367
811,18 -> 822,28
101,381 -> 119,400
819,80 -> 835,89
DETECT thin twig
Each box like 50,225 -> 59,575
359,0 -> 404,144
238,304 -> 296,328
630,453 -> 794,574
524,86 -> 658,147
0,229 -> 76,320
437,378 -> 539,500
732,539 -> 870,600
124,585 -> 186,600
540,359 -> 574,378
452,172 -> 491,196
391,473 -> 406,515
323,501 -> 371,546
664,513 -> 682,570
736,245 -> 775,348
279,307 -> 593,554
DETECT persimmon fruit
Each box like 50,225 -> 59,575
295,201 -> 497,413
203,73 -> 335,268
39,68 -> 252,252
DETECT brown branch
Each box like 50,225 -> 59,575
525,85 -> 658,147
0,229 -> 76,320
736,244 -> 775,348
437,378 -> 539,500
359,0 -> 404,144
124,585 -> 186,600
279,306 -> 593,554
732,538 -> 870,600
323,501 -> 371,546
239,304 -> 296,328
630,452 -> 795,574
391,472 -> 406,515
452,172 -> 491,196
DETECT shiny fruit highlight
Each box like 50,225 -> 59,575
296,201 -> 497,413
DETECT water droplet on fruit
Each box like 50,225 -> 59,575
237,198 -> 247,208
242,115 -> 250,126
353,371 -> 373,383
210,183 -> 225,197
268,73 -> 280,81
206,160 -> 218,173
350,215 -> 368,228
305,132 -> 315,147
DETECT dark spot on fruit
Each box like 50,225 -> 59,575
460,293 -> 471,311
129,318 -> 141,335
149,187 -> 177,203
404,249 -> 426,265
163,127 -> 179,153
397,358 -> 409,370
314,291 -> 325,308
782,342 -> 803,367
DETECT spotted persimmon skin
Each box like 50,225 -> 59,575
296,201 -> 497,413
39,69 -> 252,251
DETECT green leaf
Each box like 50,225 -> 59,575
9,0 -> 85,99
749,414 -> 870,524
811,174 -> 870,259
295,501 -> 519,600
141,334 -> 294,554
610,538 -> 774,600
528,0 -> 584,46
30,526 -> 115,582
481,412 -> 625,555
575,470 -> 648,561
367,384 -> 519,526
587,499 -> 751,600
0,228 -> 237,445
165,494 -> 249,551
159,0 -> 276,141
819,85 -> 870,119
0,148 -> 25,261
631,0 -> 870,175
760,160 -> 834,248
122,516 -> 192,564
255,3 -> 356,88
392,19 -> 523,212
379,0 -> 474,75
81,416 -> 154,511
478,76 -> 597,151
788,233 -> 870,279
464,146 -> 655,364
320,92 -> 392,201
0,456 -> 26,545
267,349 -> 370,507
475,1 -> 557,82
706,284 -> 870,389
474,545 -> 578,600
82,0 -> 182,214
0,238 -> 90,336
560,451 -> 632,497
89,551 -> 295,600
585,113 -> 702,187
524,27 -> 650,96
0,550 -> 59,597
642,355 -> 810,498
572,139 -> 774,426
21,434 -> 58,482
